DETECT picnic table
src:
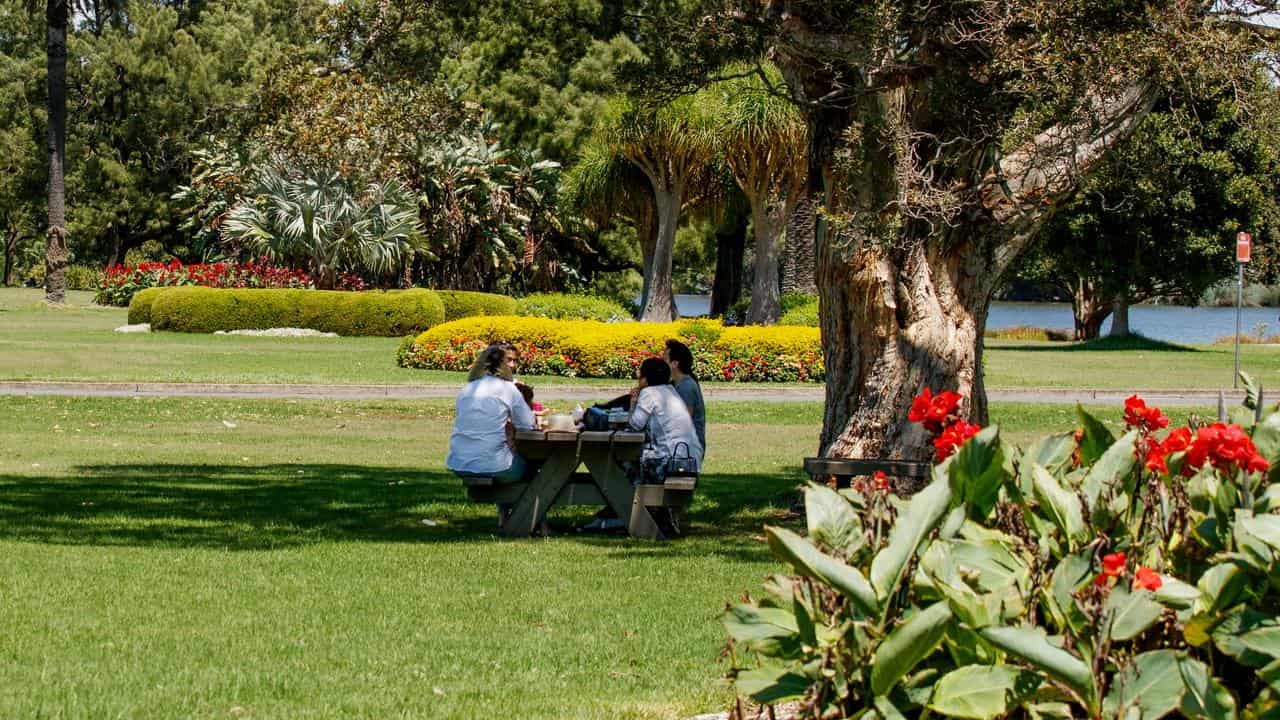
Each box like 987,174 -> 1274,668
461,429 -> 697,540
803,457 -> 932,490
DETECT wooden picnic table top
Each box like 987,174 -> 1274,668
803,457 -> 932,478
514,429 -> 646,444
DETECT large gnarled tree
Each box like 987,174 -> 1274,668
653,0 -> 1277,458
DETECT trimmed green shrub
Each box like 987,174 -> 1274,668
149,287 -> 444,336
127,287 -> 166,324
436,290 -> 517,321
515,293 -> 632,322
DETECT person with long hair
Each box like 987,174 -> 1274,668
448,343 -> 541,530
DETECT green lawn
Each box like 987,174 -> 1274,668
4,287 -> 1278,390
0,396 -> 1167,718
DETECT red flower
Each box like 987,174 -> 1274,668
909,389 -> 964,435
1123,395 -> 1169,434
933,421 -> 982,462
1185,423 -> 1270,475
1144,427 -> 1192,474
1134,566 -> 1163,592
873,470 -> 889,492
1095,551 -> 1127,586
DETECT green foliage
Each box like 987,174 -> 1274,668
515,293 -> 632,322
64,265 -> 102,291
780,294 -> 818,327
149,287 -> 444,336
435,290 -> 516,321
222,167 -> 424,288
724,392 -> 1280,718
127,287 -> 165,325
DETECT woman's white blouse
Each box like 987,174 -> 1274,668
446,375 -> 538,474
629,384 -> 704,469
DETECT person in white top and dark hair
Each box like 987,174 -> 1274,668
579,357 -> 703,532
447,343 -> 541,531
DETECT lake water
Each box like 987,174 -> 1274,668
671,295 -> 1279,345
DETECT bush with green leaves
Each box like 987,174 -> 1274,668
127,287 -> 165,324
780,298 -> 818,327
515,293 -> 633,322
149,287 -> 444,336
65,264 -> 103,291
723,376 -> 1280,719
436,290 -> 516,321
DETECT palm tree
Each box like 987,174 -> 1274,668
43,0 -> 69,303
588,95 -> 717,322
709,63 -> 807,325
222,167 -> 424,288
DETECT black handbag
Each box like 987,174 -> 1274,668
665,442 -> 698,477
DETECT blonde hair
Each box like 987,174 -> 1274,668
467,343 -> 516,382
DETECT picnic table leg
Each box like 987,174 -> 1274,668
501,450 -> 578,537
580,448 -> 665,540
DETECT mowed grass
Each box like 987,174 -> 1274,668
4,287 -> 1278,389
0,396 -> 1170,719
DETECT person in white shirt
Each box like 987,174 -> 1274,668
447,343 -> 540,529
628,357 -> 704,478
579,358 -> 702,533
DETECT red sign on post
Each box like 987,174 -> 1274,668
1238,231 -> 1252,263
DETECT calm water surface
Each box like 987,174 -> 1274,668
672,295 -> 1279,345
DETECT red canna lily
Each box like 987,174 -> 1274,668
934,421 -> 982,462
873,470 -> 890,492
1124,395 -> 1169,434
1134,566 -> 1163,592
1095,551 -> 1127,586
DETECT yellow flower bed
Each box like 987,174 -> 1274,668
397,316 -> 823,382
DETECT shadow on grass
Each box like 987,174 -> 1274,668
990,333 -> 1200,353
0,463 -> 801,559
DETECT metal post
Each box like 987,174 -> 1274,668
1235,262 -> 1243,389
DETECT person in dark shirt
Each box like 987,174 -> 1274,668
663,339 -> 706,452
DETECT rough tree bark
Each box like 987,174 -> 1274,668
782,194 -> 816,295
2,225 -> 16,287
795,76 -> 1155,458
746,196 -> 789,325
1070,277 -> 1114,341
44,0 -> 69,304
710,193 -> 748,317
635,198 -> 658,314
1109,295 -> 1131,337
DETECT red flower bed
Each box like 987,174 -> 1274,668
95,259 -> 365,306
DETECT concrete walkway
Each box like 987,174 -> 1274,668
0,380 -> 1244,406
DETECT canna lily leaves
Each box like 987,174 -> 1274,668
1153,575 -> 1201,609
1104,650 -> 1185,720
978,626 -> 1094,700
1075,404 -> 1115,466
1081,429 -> 1138,511
733,659 -> 816,704
869,600 -> 952,696
766,526 -> 879,616
1178,656 -> 1239,720
1106,586 -> 1165,642
804,482 -> 863,555
1032,464 -> 1089,548
948,425 -> 1008,518
928,665 -> 1042,720
1196,563 -> 1247,615
870,474 -> 953,604
721,604 -> 801,657
1238,514 -> 1280,553
1046,553 -> 1092,636
1241,626 -> 1280,660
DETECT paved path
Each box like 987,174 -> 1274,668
0,380 -> 1245,406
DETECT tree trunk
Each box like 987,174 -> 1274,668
1109,294 -> 1130,337
782,194 -> 817,295
1071,276 -> 1112,341
710,192 -> 748,317
746,197 -> 786,325
636,198 -> 658,314
3,226 -> 15,287
639,184 -> 681,323
44,0 -> 69,305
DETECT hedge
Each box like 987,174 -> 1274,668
127,287 -> 166,324
514,293 -> 633,322
149,287 -> 445,336
780,299 -> 818,326
436,290 -> 517,321
397,316 -> 823,382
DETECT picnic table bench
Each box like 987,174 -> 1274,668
462,429 -> 697,540
803,457 -> 932,489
